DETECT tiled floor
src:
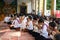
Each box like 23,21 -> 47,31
0,31 -> 35,40
0,21 -> 35,40
0,21 -> 9,30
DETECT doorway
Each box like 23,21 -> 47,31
20,2 -> 27,15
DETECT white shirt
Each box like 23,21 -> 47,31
17,17 -> 19,21
33,22 -> 38,32
40,24 -> 49,38
44,20 -> 49,26
27,21 -> 33,30
23,17 -> 27,23
20,19 -> 27,29
4,16 -> 11,22
33,26 -> 38,32
12,19 -> 20,28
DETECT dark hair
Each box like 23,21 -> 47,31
54,34 -> 60,40
11,14 -> 13,17
49,22 -> 56,28
33,15 -> 37,20
33,17 -> 37,20
28,15 -> 33,20
14,14 -> 17,16
36,15 -> 40,19
44,16 -> 47,20
19,13 -> 25,16
38,18 -> 44,23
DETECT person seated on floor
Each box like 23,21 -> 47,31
19,15 -> 27,31
26,15 -> 34,34
47,22 -> 60,40
10,15 -> 20,31
31,15 -> 40,40
4,14 -> 12,25
33,15 -> 38,32
37,18 -> 49,40
33,17 -> 52,40
54,34 -> 60,40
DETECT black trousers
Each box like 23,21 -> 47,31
28,30 -> 52,40
28,30 -> 33,35
4,21 -> 12,25
7,22 -> 12,25
10,26 -> 20,31
36,34 -> 52,40
28,30 -> 42,40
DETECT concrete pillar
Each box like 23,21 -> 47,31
51,0 -> 54,16
40,0 -> 44,16
54,0 -> 56,16
35,0 -> 36,14
38,0 -> 40,12
44,0 -> 47,16
40,0 -> 43,11
17,0 -> 20,13
36,0 -> 38,14
38,0 -> 43,16
31,0 -> 35,10
51,0 -> 56,16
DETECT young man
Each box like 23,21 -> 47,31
19,15 -> 27,31
33,15 -> 38,32
36,18 -> 52,40
10,15 -> 20,31
26,15 -> 34,34
38,18 -> 49,40
48,22 -> 60,40
32,15 -> 40,40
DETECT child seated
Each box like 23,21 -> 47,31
48,22 -> 60,40
19,15 -> 27,31
33,15 -> 38,32
4,14 -> 11,25
10,15 -> 20,31
26,15 -> 34,33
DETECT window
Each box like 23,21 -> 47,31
47,0 -> 51,10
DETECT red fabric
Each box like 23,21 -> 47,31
56,10 -> 60,18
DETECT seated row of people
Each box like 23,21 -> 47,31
4,14 -> 60,40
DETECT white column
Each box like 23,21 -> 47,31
31,0 -> 35,10
27,2 -> 32,13
38,0 -> 40,12
17,0 -> 20,13
54,0 -> 56,15
44,0 -> 47,16
40,0 -> 44,16
36,0 -> 38,14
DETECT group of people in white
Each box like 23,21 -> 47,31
4,14 -> 60,40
